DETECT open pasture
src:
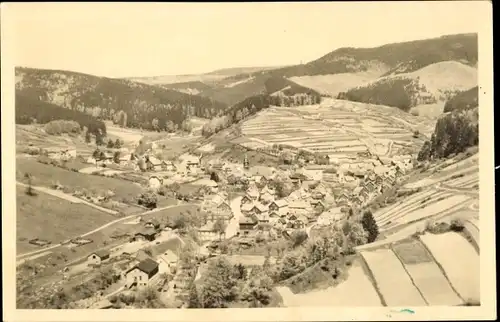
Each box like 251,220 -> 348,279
16,186 -> 117,254
420,232 -> 480,303
360,248 -> 426,306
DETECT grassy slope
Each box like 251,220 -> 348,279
16,186 -> 117,253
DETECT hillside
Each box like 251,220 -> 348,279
15,92 -> 107,135
126,33 -> 478,110
443,86 -> 479,113
15,67 -> 228,131
338,61 -> 477,112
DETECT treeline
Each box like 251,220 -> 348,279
337,78 -> 417,112
443,86 -> 478,113
16,67 -> 228,132
15,91 -> 106,135
417,108 -> 479,161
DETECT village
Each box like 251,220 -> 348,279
17,130 -> 416,309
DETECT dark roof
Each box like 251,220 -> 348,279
239,216 -> 257,225
92,250 -> 110,258
127,258 -> 159,275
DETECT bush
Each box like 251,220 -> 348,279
361,210 -> 379,243
44,120 -> 82,135
137,191 -> 158,209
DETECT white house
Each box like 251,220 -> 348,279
87,250 -> 110,266
148,176 -> 163,190
198,222 -> 218,242
125,258 -> 160,288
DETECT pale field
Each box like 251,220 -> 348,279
404,262 -> 463,305
404,163 -> 478,190
410,103 -> 446,119
105,124 -> 147,144
420,232 -> 480,302
275,262 -> 382,307
374,189 -> 441,222
360,248 -> 427,306
288,72 -> 378,97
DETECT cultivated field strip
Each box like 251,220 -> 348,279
420,232 -> 480,302
360,248 -> 427,306
392,240 -> 463,306
379,195 -> 472,229
376,190 -> 450,223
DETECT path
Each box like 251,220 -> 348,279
226,196 -> 243,238
16,182 -> 118,215
16,203 -> 192,261
437,182 -> 480,197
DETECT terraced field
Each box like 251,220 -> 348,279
237,98 -> 435,159
374,188 -> 475,233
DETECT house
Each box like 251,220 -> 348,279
382,181 -> 393,192
353,195 -> 364,206
312,200 -> 326,213
360,188 -> 370,201
241,203 -> 255,214
148,176 -> 163,190
144,219 -> 160,230
289,173 -> 302,187
146,156 -> 163,171
293,215 -> 307,229
250,202 -> 269,215
257,212 -> 270,224
239,217 -> 257,235
365,181 -> 377,193
134,228 -> 157,242
352,186 -> 363,196
395,167 -> 405,178
288,200 -> 310,215
241,195 -> 253,205
269,199 -> 288,212
118,155 -> 131,166
246,186 -> 260,201
157,251 -> 178,274
198,222 -> 218,242
259,189 -> 274,203
125,258 -> 160,288
87,250 -> 110,266
336,192 -> 350,206
375,175 -> 384,185
185,155 -> 201,169
162,160 -> 177,171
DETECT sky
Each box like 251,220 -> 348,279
6,2 -> 484,78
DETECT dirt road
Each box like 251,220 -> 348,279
16,181 -> 118,215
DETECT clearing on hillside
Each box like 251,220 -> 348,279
360,248 -> 427,306
420,232 -> 479,303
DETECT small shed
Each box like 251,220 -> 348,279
87,250 -> 110,266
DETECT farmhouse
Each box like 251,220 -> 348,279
246,186 -> 260,200
134,228 -> 157,242
185,155 -> 201,169
257,212 -> 270,224
157,251 -> 178,274
241,202 -> 255,213
249,202 -> 269,215
269,199 -> 288,212
288,200 -> 310,215
149,156 -> 165,171
87,250 -> 110,266
198,222 -> 218,242
336,192 -> 350,206
162,160 -> 177,171
148,176 -> 163,190
239,217 -> 257,235
125,258 -> 160,288
360,188 -> 370,201
241,195 -> 253,205
365,181 -> 377,193
118,155 -> 131,165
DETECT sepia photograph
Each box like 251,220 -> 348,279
1,1 -> 495,321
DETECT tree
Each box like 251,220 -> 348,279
24,173 -> 36,196
137,191 -> 158,209
92,149 -> 100,159
210,171 -> 220,183
95,130 -> 104,146
85,131 -> 91,143
113,151 -> 121,164
188,284 -> 200,308
114,139 -> 121,149
107,140 -> 115,149
199,257 -> 238,308
213,218 -> 227,240
290,230 -> 308,247
361,210 -> 379,243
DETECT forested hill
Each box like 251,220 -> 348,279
15,67 -> 228,131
